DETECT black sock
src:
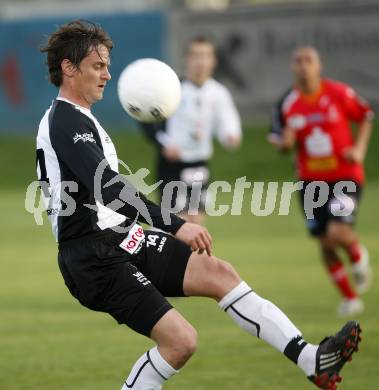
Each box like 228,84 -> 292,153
284,335 -> 308,364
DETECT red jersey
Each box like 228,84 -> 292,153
271,79 -> 373,184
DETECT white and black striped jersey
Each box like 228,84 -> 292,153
36,97 -> 184,243
142,78 -> 241,162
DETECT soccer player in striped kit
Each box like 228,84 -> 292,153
37,23 -> 361,390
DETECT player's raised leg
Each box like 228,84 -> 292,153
183,252 -> 362,389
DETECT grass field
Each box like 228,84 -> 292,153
0,127 -> 378,389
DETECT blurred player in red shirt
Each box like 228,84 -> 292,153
269,46 -> 373,316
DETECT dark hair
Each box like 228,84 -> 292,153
40,20 -> 113,87
186,35 -> 215,54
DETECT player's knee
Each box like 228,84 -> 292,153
217,259 -> 240,282
205,257 -> 241,296
170,324 -> 198,362
327,221 -> 349,243
152,311 -> 197,364
181,325 -> 198,357
320,237 -> 335,252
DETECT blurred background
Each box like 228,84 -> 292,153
0,1 -> 378,389
1,0 -> 378,132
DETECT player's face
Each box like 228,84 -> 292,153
292,48 -> 321,84
186,42 -> 216,84
73,44 -> 111,106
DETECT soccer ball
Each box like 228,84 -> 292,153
117,58 -> 182,123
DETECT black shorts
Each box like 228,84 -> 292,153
58,229 -> 192,337
299,180 -> 362,237
157,157 -> 209,213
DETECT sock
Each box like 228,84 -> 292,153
347,241 -> 362,264
327,262 -> 358,299
122,346 -> 178,390
297,343 -> 319,376
218,281 -> 316,375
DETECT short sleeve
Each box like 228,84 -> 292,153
338,84 -> 374,123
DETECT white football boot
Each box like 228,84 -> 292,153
338,297 -> 364,317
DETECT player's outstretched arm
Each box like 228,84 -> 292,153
175,222 -> 213,256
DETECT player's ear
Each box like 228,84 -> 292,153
61,59 -> 77,78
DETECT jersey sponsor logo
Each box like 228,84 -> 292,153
287,114 -> 306,130
119,223 -> 145,255
306,156 -> 338,172
305,127 -> 333,157
73,132 -> 96,144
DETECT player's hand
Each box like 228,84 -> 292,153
225,134 -> 241,149
342,146 -> 365,164
280,127 -> 296,151
162,146 -> 181,162
175,222 -> 213,256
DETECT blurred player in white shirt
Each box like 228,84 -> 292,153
142,36 -> 242,224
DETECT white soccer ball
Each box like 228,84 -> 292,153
117,58 -> 182,123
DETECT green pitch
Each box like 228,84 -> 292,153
0,127 -> 378,389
